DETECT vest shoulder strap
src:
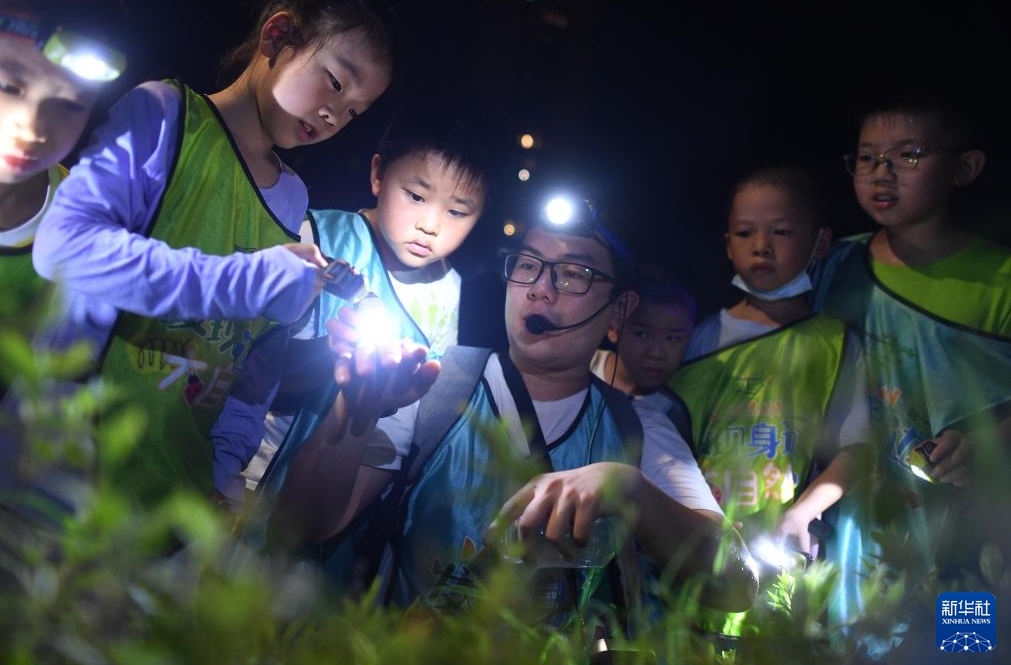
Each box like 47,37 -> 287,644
405,345 -> 494,483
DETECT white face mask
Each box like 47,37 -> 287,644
730,229 -> 823,302
731,270 -> 813,301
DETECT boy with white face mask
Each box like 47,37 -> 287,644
669,166 -> 873,647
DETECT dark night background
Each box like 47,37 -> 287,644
75,0 -> 1011,349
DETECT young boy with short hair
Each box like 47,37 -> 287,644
670,165 -> 872,645
591,261 -> 696,433
807,93 -> 1011,658
212,96 -> 498,504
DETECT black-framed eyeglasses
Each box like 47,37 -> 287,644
502,252 -> 614,295
842,146 -> 959,176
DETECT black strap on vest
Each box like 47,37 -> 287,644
495,351 -> 553,469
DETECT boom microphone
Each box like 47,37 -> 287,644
524,299 -> 615,335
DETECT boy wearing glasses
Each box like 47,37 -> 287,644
261,201 -> 758,638
810,94 -> 1011,658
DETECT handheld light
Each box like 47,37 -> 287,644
907,440 -> 938,483
354,294 -> 395,346
749,534 -> 812,574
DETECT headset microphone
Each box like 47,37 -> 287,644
524,298 -> 615,335
524,314 -> 555,335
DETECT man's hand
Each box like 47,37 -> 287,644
491,462 -> 641,559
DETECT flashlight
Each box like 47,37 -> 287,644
320,257 -> 368,301
0,9 -> 126,82
750,534 -> 812,574
907,440 -> 937,483
353,294 -> 395,346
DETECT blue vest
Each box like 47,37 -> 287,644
251,210 -> 434,537
395,377 -> 632,620
811,234 -> 1011,655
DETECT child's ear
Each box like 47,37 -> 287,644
954,149 -> 986,187
812,227 -> 833,260
369,154 -> 384,196
260,11 -> 296,59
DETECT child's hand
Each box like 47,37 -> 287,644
773,507 -> 813,556
927,429 -> 973,487
324,307 -> 440,436
282,243 -> 328,295
283,242 -> 327,266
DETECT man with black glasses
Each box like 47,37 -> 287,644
259,195 -> 758,647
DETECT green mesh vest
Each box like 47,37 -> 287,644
672,314 -> 844,529
671,313 -> 845,638
0,166 -> 66,329
98,82 -> 298,507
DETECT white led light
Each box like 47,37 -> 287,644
544,196 -> 574,226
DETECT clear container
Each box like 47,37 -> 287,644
500,516 -> 618,569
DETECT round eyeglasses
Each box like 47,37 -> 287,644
502,252 -> 614,295
842,146 -> 958,176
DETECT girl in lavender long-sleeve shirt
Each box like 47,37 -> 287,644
32,0 -> 397,509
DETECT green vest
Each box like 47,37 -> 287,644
98,81 -> 298,507
671,314 -> 845,531
671,314 -> 845,639
0,165 -> 66,329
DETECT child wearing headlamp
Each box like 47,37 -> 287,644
0,0 -> 124,337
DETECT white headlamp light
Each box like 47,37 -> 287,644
1,9 -> 126,82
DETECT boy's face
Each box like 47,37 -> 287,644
371,150 -> 485,271
614,301 -> 694,393
0,37 -> 98,184
725,184 -> 821,292
851,112 -> 961,231
258,18 -> 392,149
505,227 -> 623,372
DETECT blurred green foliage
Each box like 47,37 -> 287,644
1,325 -> 1008,665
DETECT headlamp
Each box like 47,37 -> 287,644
540,194 -> 596,232
537,193 -> 633,272
0,9 -> 126,82
41,27 -> 125,82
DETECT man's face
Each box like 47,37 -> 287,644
505,227 -> 618,371
0,37 -> 98,184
